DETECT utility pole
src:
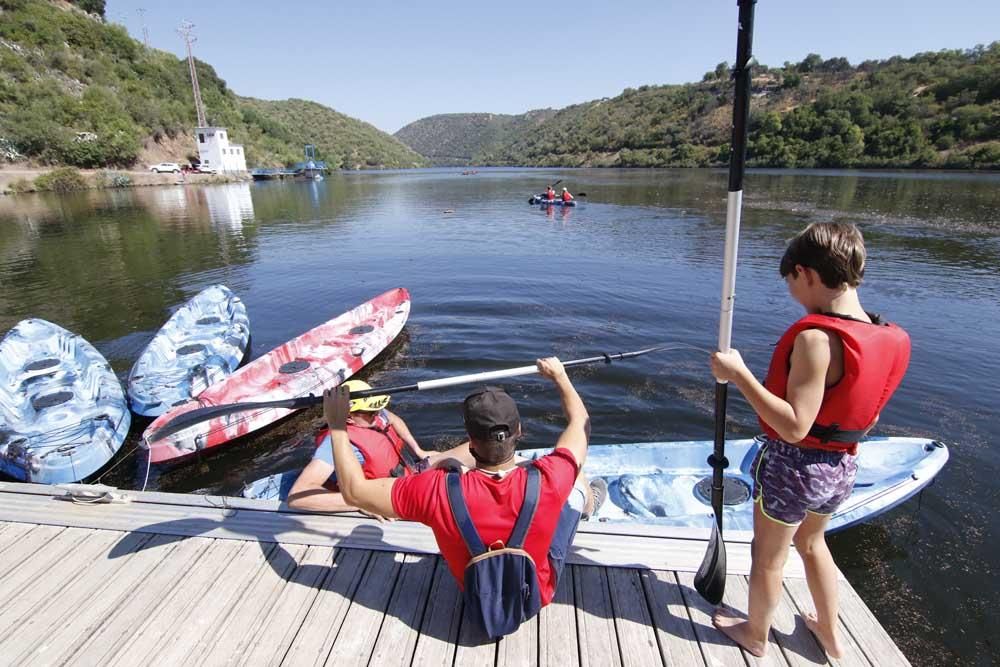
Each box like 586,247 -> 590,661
137,8 -> 150,48
177,21 -> 207,128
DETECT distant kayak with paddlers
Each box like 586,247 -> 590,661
528,195 -> 577,206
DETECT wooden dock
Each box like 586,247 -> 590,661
0,481 -> 910,666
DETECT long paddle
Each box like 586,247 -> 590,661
145,343 -> 681,443
694,0 -> 756,606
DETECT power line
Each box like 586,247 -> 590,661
137,8 -> 150,48
177,21 -> 207,128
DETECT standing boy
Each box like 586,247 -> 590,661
709,222 -> 910,658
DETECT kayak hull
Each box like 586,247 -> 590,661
128,284 -> 250,417
0,319 -> 130,484
243,435 -> 948,533
143,288 -> 410,464
529,195 -> 576,207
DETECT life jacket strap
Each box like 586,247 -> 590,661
808,422 -> 872,444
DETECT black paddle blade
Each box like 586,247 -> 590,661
144,395 -> 323,443
694,520 -> 727,605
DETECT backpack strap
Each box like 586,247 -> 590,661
507,466 -> 541,549
446,472 -> 487,557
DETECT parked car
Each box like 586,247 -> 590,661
192,165 -> 217,174
149,162 -> 181,173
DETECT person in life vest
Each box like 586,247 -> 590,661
287,380 -> 471,519
323,357 -> 606,637
708,222 -> 910,659
544,186 -> 556,200
561,187 -> 573,202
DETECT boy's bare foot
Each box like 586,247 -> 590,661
803,612 -> 845,659
712,607 -> 768,657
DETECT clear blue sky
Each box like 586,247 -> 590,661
108,0 -> 999,134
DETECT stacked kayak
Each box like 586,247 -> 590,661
128,285 -> 250,417
244,435 -> 948,534
0,319 -> 130,484
143,288 -> 411,464
529,195 -> 576,207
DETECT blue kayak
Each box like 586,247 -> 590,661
127,285 -> 250,417
242,435 -> 948,534
529,195 -> 576,206
0,319 -> 130,484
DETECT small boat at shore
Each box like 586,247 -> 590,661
243,434 -> 948,533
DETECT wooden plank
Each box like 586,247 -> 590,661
151,541 -> 282,666
368,553 -> 438,667
676,571 -> 747,666
0,526 -> 90,608
209,544 -> 332,667
0,490 -> 795,574
835,580 -> 910,667
0,529 -> 120,635
496,614 -> 538,667
0,523 -> 66,579
280,547 -> 371,666
183,544 -> 308,665
639,569 -> 706,666
453,606 -> 497,667
410,559 -> 464,666
764,576 -> 830,667
606,568 -> 664,667
574,565 -> 622,667
783,577 -> 872,667
64,536 -> 215,666
539,570 -> 580,667
104,538 -> 245,666
0,521 -> 38,556
325,550 -> 403,665
724,575 -> 789,667
13,533 -> 181,666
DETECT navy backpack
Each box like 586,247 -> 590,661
445,466 -> 542,639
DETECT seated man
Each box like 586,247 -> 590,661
287,380 -> 472,517
325,358 -> 605,636
561,187 -> 574,202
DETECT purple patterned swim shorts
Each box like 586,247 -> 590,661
751,438 -> 858,526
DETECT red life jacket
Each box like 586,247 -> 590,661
315,410 -> 415,479
759,313 -> 911,455
561,191 -> 572,201
545,189 -> 555,200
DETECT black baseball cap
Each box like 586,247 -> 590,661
463,386 -> 520,442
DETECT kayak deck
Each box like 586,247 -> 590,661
0,481 -> 911,666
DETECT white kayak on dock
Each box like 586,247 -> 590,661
243,435 -> 948,533
0,319 -> 130,484
128,285 -> 250,417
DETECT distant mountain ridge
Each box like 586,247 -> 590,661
394,110 -> 556,166
0,1 -> 425,169
397,45 -> 1000,170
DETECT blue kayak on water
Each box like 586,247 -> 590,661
127,284 -> 250,417
529,195 -> 576,206
0,319 -> 130,484
243,435 -> 948,533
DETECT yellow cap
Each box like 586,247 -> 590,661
343,379 -> 389,412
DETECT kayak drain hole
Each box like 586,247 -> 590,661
694,476 -> 751,506
177,344 -> 206,355
279,360 -> 311,374
197,316 -> 221,325
32,391 -> 74,410
24,358 -> 61,372
349,325 -> 374,335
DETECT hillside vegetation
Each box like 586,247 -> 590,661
394,110 -> 556,166
401,46 -> 1000,170
0,0 -> 425,169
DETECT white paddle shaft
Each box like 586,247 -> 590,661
415,364 -> 540,390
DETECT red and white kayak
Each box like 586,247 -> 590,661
141,288 -> 411,464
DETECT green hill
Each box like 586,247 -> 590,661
403,46 -> 1000,170
0,0 -> 425,169
394,110 -> 556,166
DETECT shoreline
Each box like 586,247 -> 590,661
0,166 -> 249,196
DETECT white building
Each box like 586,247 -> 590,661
196,126 -> 247,173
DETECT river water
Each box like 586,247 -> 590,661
1,168 -> 997,664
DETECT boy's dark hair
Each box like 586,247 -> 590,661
779,222 -> 866,288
